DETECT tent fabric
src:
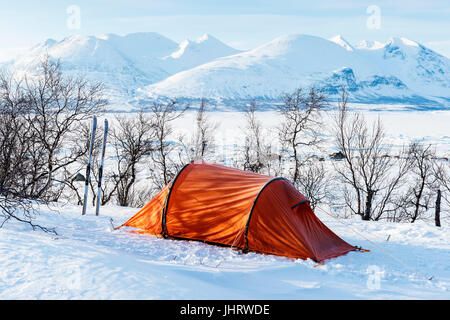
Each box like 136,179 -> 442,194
120,161 -> 355,262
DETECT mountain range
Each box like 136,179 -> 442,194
2,32 -> 449,110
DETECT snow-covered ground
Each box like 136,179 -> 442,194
167,109 -> 450,156
0,202 -> 448,299
1,108 -> 449,299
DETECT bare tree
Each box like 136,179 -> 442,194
179,98 -> 216,162
396,143 -> 436,223
0,72 -> 54,232
192,98 -> 216,160
21,56 -> 106,200
108,110 -> 154,207
149,100 -> 189,189
371,149 -> 411,222
0,74 -> 31,193
276,87 -> 329,208
242,100 -> 266,173
296,160 -> 329,210
238,100 -> 285,177
332,88 -> 410,221
278,87 -> 326,184
0,55 -> 105,230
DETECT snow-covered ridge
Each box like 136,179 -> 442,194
143,34 -> 450,108
2,32 -> 449,109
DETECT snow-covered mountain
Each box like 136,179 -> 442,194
143,34 -> 450,108
2,32 -> 449,109
0,32 -> 241,105
3,33 -> 175,103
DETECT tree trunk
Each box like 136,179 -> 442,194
362,190 -> 374,221
411,178 -> 426,223
435,189 -> 441,227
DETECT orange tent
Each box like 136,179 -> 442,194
119,161 -> 356,262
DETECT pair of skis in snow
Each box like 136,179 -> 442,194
82,116 -> 109,216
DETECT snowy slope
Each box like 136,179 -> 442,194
0,203 -> 448,299
142,34 -> 450,107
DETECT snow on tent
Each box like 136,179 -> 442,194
118,161 -> 357,262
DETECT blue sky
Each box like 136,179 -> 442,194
1,0 -> 449,59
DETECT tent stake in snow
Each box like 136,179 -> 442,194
82,116 -> 97,215
95,119 -> 109,216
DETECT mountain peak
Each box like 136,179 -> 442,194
169,34 -> 239,60
329,35 -> 354,51
96,32 -> 178,60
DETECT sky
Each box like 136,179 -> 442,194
0,0 -> 449,60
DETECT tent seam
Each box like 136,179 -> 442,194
243,177 -> 287,251
291,199 -> 311,209
161,162 -> 192,237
